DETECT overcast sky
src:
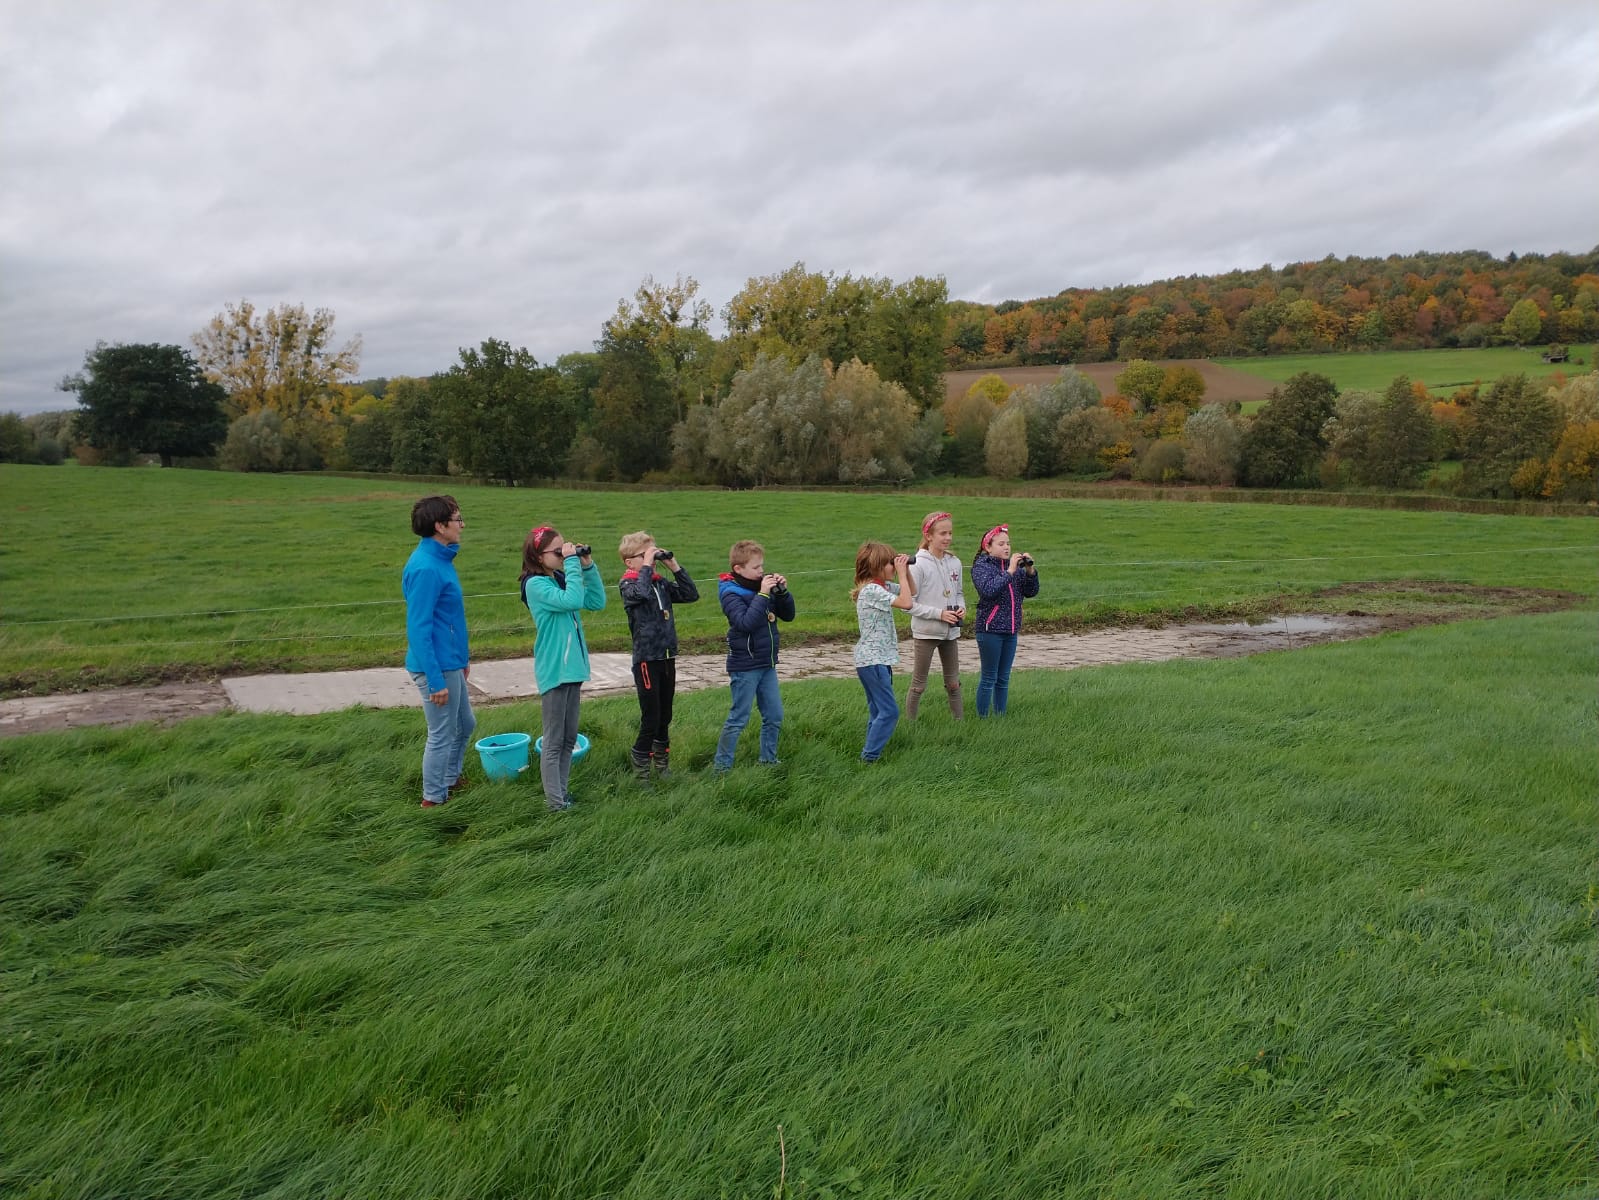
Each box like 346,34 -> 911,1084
2,0 -> 1595,415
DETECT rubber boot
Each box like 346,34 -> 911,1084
629,746 -> 654,786
651,740 -> 672,779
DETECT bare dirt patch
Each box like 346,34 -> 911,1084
943,360 -> 1278,406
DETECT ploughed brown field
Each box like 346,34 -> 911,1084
943,359 -> 1278,406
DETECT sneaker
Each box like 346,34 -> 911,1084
546,796 -> 572,813
420,797 -> 447,808
759,758 -> 783,767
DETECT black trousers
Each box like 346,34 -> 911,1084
632,658 -> 677,753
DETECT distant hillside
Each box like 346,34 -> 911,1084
944,247 -> 1599,368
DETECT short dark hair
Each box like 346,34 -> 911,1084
411,495 -> 458,538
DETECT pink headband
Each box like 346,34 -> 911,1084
529,525 -> 556,548
921,512 -> 952,537
982,523 -> 1007,550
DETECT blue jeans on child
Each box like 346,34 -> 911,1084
856,664 -> 899,761
974,629 -> 1018,717
715,666 -> 782,767
411,668 -> 476,801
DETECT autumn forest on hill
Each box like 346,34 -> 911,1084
944,247 -> 1599,368
9,246 -> 1599,506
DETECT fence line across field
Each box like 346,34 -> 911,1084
3,544 -> 1590,630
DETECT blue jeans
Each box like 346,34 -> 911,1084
412,669 -> 476,801
974,630 -> 1018,717
856,664 -> 899,761
715,667 -> 782,767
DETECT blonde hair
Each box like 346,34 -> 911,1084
618,531 -> 652,562
850,542 -> 897,601
729,539 -> 764,569
919,511 -> 953,550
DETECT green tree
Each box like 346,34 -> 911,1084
605,275 -> 717,422
344,394 -> 397,472
984,403 -> 1029,478
1181,403 -> 1242,485
1338,377 -> 1436,487
863,275 -> 948,408
435,340 -> 571,486
388,377 -> 448,476
0,412 -> 37,462
1057,406 -> 1129,474
1459,373 -> 1563,497
964,374 -> 1012,406
1157,365 -> 1206,410
942,387 -> 999,476
589,321 -> 677,480
1502,298 -> 1542,346
219,409 -> 287,472
62,342 -> 228,467
1239,372 -> 1339,487
1114,359 -> 1165,411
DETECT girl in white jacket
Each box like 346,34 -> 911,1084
904,511 -> 965,720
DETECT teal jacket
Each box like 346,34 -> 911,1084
522,558 -> 607,691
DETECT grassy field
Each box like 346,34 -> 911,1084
1218,346 -> 1596,399
3,466 -> 1595,693
3,610 -> 1594,1198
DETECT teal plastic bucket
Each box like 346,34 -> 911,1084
475,732 -> 532,781
533,732 -> 591,764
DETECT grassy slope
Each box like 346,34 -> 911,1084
1217,346 -> 1596,396
3,466 -> 1594,688
3,611 -> 1594,1199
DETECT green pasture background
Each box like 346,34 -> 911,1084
3,610 -> 1594,1198
1219,345 -> 1595,397
2,465 -> 1594,692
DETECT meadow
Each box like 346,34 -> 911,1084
3,465 -> 1595,694
1217,346 -> 1596,398
2,609 -> 1594,1198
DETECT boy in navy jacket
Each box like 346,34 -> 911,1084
712,539 -> 796,771
617,530 -> 699,783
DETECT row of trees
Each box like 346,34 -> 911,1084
944,248 -> 1599,368
14,249 -> 1595,503
39,265 -> 950,482
946,366 -> 1599,501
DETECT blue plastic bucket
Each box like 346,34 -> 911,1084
475,732 -> 532,781
533,732 -> 591,765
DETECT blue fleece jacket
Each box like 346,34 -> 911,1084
718,573 -> 796,673
403,537 -> 470,692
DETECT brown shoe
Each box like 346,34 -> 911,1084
420,797 -> 447,808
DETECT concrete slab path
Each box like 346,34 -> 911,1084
0,615 -> 1386,737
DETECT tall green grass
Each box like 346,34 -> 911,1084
3,465 -> 1594,691
3,611 -> 1594,1198
1218,346 -> 1595,397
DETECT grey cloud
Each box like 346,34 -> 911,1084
1,0 -> 1595,414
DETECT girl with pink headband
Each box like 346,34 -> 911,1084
970,523 -> 1040,717
903,510 -> 966,720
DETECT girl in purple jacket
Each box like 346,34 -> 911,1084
970,523 -> 1040,717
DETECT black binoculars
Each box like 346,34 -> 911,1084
573,544 -> 592,557
1015,554 -> 1033,567
653,548 -> 673,561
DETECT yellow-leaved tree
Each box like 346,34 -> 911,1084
193,301 -> 362,469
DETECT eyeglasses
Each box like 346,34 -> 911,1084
447,514 -> 464,525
